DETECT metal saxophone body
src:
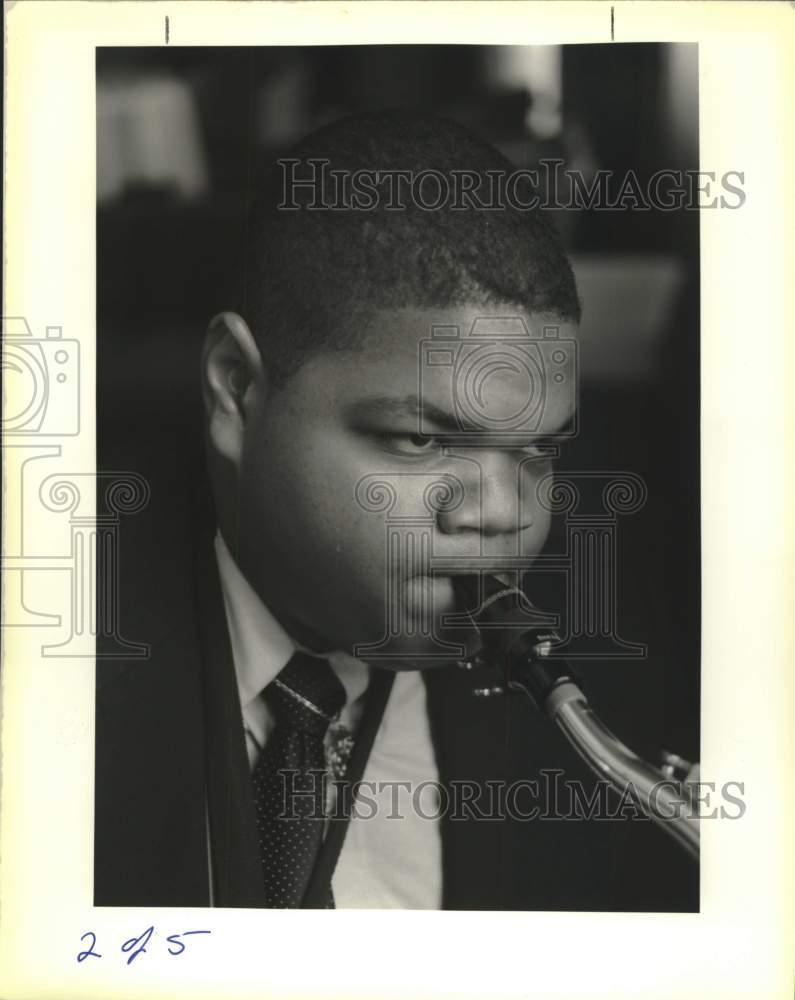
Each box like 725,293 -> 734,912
453,575 -> 700,861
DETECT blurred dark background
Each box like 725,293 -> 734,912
97,44 -> 699,776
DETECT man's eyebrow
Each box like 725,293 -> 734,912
345,394 -> 461,431
346,394 -> 576,437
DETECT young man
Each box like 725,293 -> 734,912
95,111 -> 697,911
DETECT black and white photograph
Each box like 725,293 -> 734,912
2,4 -> 793,998
95,43 -> 702,911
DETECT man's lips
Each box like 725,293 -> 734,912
404,571 -> 515,610
403,570 -> 519,617
407,568 -> 518,585
409,561 -> 525,576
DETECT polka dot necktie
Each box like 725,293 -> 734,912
252,651 -> 346,908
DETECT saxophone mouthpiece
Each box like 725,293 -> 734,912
452,574 -> 575,710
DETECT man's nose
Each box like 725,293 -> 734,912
436,451 -> 533,540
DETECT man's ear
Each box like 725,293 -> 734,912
202,311 -> 265,467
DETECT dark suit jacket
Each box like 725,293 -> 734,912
94,429 -> 698,912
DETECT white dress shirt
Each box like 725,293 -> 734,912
214,533 -> 443,909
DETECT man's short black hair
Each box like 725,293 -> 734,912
240,109 -> 580,385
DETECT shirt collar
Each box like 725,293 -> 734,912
214,531 -> 370,714
214,531 -> 295,712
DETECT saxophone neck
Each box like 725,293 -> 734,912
453,574 -> 700,861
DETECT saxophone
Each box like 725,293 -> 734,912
453,574 -> 700,860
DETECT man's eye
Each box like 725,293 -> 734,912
382,433 -> 442,456
520,438 -> 559,458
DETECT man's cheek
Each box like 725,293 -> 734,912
523,508 -> 552,558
